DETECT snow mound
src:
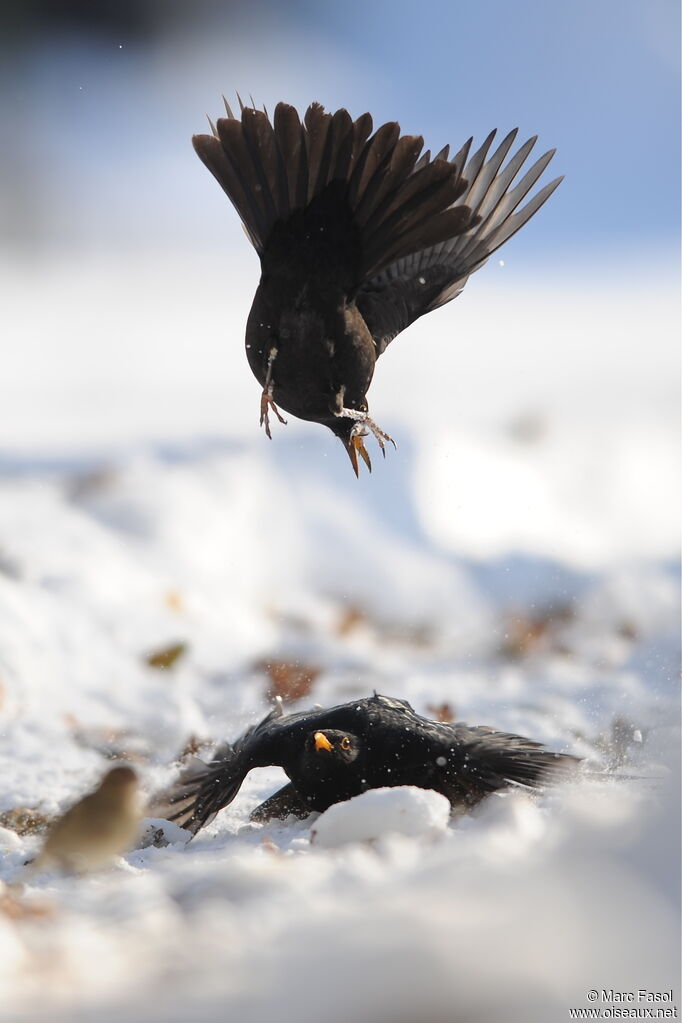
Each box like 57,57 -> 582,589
137,817 -> 191,849
0,248 -> 679,1020
310,786 -> 451,847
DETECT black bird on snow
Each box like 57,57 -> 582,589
165,694 -> 579,835
193,98 -> 562,474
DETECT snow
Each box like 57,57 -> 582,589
0,247 -> 679,1021
310,786 -> 451,847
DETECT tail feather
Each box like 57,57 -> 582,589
351,110 -> 374,162
193,99 -> 477,283
214,115 -> 273,237
304,103 -> 334,202
351,129 -> 417,226
458,727 -> 580,799
240,108 -> 280,226
326,107 -> 355,187
363,157 -> 458,236
346,119 -> 401,209
272,102 -> 299,216
412,147 -> 431,173
197,130 -> 263,250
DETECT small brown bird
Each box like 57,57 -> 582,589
193,98 -> 562,473
27,766 -> 141,876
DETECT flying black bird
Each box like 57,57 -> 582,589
165,694 -> 579,835
193,98 -> 562,474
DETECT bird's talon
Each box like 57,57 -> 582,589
334,407 -> 395,475
260,389 -> 287,439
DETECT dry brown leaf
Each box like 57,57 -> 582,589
336,603 -> 433,647
255,658 -> 321,704
426,702 -> 457,723
499,605 -> 574,659
179,734 -> 211,760
145,641 -> 187,671
335,605 -> 368,636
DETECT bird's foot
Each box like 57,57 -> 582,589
336,408 -> 396,476
260,386 -> 287,439
339,408 -> 396,456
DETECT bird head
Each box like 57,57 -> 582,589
100,766 -> 138,790
98,766 -> 140,810
329,418 -> 373,476
307,729 -> 361,766
329,414 -> 395,477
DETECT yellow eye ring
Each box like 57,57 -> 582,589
341,736 -> 351,751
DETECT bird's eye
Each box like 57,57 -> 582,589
341,736 -> 351,750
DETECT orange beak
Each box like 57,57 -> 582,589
344,433 -> 372,477
314,731 -> 334,752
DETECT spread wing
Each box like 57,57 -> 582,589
160,694 -> 417,836
193,99 -> 477,287
356,129 -> 563,354
161,705 -> 289,835
444,722 -> 580,796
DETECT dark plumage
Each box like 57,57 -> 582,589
165,694 -> 579,835
193,98 -> 562,474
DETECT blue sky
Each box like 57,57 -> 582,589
301,0 -> 681,253
6,0 -> 680,260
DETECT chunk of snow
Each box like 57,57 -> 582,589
310,786 -> 450,847
137,817 -> 191,849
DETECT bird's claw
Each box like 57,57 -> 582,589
336,407 -> 396,476
260,387 -> 287,439
362,418 -> 396,458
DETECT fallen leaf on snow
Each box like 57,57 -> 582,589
145,641 -> 188,671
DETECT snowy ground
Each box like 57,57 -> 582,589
0,247 -> 679,1021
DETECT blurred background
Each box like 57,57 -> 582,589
1,0 -> 679,492
2,0 -> 680,249
1,0 -> 679,564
